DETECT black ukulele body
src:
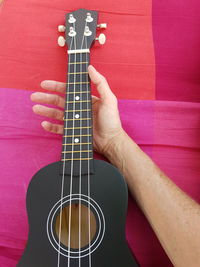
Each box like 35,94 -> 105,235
17,159 -> 139,267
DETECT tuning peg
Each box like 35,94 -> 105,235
97,23 -> 107,29
96,33 -> 106,45
58,36 -> 66,47
58,25 -> 66,32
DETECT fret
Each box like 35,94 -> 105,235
64,118 -> 91,121
65,96 -> 91,103
67,91 -> 90,94
62,143 -> 92,145
64,121 -> 92,129
66,100 -> 90,103
68,61 -> 89,65
61,146 -> 92,151
62,150 -> 92,154
63,134 -> 91,137
67,81 -> 90,85
65,109 -> 90,112
64,113 -> 91,120
64,126 -> 91,130
61,158 -> 93,161
63,130 -> 91,137
68,72 -> 88,75
63,132 -> 91,140
62,136 -> 92,143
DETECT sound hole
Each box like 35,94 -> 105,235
55,203 -> 97,249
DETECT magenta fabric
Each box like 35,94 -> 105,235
1,1 -> 200,266
152,0 -> 200,102
1,88 -> 200,266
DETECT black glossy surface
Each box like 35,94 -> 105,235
17,159 -> 139,267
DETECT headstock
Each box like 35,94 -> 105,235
58,9 -> 107,51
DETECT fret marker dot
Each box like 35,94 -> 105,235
74,138 -> 79,143
75,114 -> 80,119
75,96 -> 80,100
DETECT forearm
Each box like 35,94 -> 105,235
104,131 -> 200,267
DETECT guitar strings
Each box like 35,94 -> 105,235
78,50 -> 82,267
85,34 -> 92,267
78,20 -> 88,267
78,34 -> 83,267
67,21 -> 77,267
57,16 -> 93,267
57,36 -> 73,267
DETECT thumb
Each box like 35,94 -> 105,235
88,65 -> 116,103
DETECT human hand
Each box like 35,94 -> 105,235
31,65 -> 125,155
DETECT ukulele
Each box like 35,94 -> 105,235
17,8 -> 139,267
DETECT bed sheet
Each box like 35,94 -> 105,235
0,0 -> 200,266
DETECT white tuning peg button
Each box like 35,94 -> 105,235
58,36 -> 66,47
97,23 -> 107,29
96,33 -> 106,45
58,25 -> 66,32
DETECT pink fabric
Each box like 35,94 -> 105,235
0,88 -> 200,266
1,1 -> 200,266
152,0 -> 200,102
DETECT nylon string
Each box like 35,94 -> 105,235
85,33 -> 92,267
57,35 -> 73,267
78,49 -> 83,267
57,19 -> 92,267
67,20 -> 77,267
78,20 -> 89,267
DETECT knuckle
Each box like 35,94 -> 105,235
49,123 -> 58,134
54,125 -> 60,134
54,82 -> 59,92
55,125 -> 63,134
48,123 -> 54,132
54,95 -> 64,108
59,125 -> 64,134
52,109 -> 61,119
101,75 -> 107,83
54,95 -> 60,106
97,74 -> 106,86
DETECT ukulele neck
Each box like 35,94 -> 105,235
60,51 -> 94,176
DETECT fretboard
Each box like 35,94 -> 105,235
60,52 -> 94,176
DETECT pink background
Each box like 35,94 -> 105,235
0,0 -> 200,266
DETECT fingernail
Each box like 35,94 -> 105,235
88,65 -> 95,71
40,80 -> 53,88
30,93 -> 35,100
32,105 -> 37,112
41,121 -> 48,128
40,81 -> 46,87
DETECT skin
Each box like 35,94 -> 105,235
31,65 -> 200,267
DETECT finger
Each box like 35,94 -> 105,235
32,104 -> 64,121
40,80 -> 66,94
88,65 -> 116,103
30,92 -> 65,108
41,121 -> 63,135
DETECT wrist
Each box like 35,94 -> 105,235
102,129 -> 138,169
